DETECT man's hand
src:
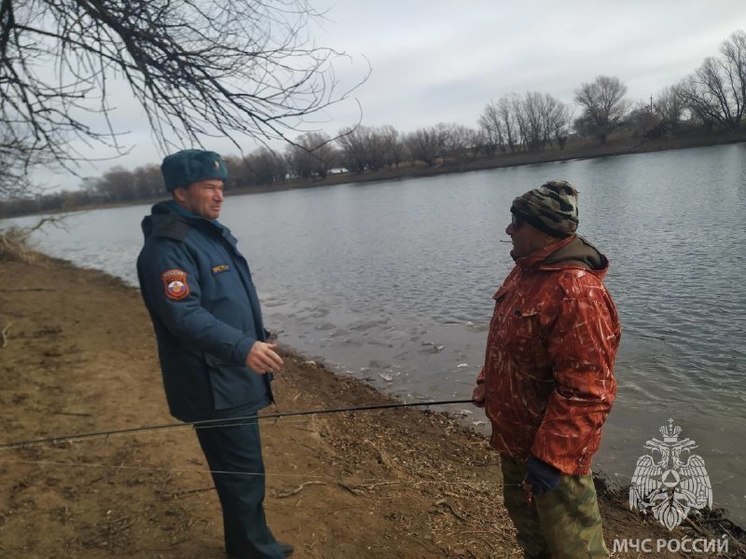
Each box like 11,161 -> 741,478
472,382 -> 486,408
523,456 -> 562,497
246,341 -> 283,374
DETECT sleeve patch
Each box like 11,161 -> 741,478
161,269 -> 190,300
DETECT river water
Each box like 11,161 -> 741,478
6,144 -> 746,525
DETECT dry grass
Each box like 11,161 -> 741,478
0,216 -> 69,263
0,226 -> 38,263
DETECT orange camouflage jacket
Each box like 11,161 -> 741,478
477,235 -> 621,475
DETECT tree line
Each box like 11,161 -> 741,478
2,29 -> 746,218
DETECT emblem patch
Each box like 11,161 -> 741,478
161,269 -> 190,301
212,264 -> 230,274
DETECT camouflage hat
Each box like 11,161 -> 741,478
511,180 -> 579,238
161,149 -> 228,192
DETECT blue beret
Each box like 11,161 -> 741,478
161,149 -> 228,192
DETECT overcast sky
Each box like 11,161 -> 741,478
44,0 -> 746,190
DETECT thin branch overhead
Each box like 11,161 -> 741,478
0,0 -> 366,196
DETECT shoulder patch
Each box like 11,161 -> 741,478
161,269 -> 190,300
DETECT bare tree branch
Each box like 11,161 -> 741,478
678,31 -> 746,130
0,0 -> 367,198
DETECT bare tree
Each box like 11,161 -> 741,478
678,31 -> 746,130
0,0 -> 363,198
336,126 -> 368,173
477,101 -> 504,156
654,86 -> 685,132
481,93 -> 569,154
520,92 -> 549,152
574,75 -> 629,143
95,166 -> 137,202
130,164 -> 163,199
378,125 -> 404,169
439,123 -> 478,162
285,132 -> 337,179
243,148 -> 287,186
405,126 -> 446,167
499,96 -> 520,152
477,96 -> 523,155
721,29 -> 746,120
361,126 -> 390,171
335,125 -> 402,173
543,94 -> 571,150
627,101 -> 660,137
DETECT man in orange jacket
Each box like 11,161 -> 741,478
472,180 -> 621,559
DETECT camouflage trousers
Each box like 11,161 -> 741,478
500,454 -> 609,559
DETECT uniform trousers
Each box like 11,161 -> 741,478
500,454 -> 609,559
195,407 -> 285,559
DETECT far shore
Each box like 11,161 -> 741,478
266,127 -> 746,194
3,127 -> 746,220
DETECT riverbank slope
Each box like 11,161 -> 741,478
0,252 -> 742,558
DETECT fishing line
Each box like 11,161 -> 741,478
0,399 -> 475,451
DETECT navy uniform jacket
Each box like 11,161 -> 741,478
137,200 -> 273,422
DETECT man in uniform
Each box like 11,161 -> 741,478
137,149 -> 293,559
472,180 -> 621,559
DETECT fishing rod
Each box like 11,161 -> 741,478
0,398 -> 476,451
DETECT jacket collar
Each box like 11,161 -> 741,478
147,200 -> 237,246
513,236 -> 575,270
513,235 -> 610,277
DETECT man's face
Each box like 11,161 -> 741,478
175,179 -> 224,220
505,214 -> 549,259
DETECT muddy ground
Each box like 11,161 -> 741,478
0,252 -> 742,558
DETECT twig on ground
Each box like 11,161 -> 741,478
335,480 -> 400,495
337,482 -> 361,495
0,288 -> 55,292
362,481 -> 400,490
159,487 -> 214,499
434,498 -> 466,521
106,515 -> 133,535
275,480 -> 327,498
1,322 -> 12,349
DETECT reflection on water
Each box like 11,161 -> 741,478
8,143 -> 746,524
